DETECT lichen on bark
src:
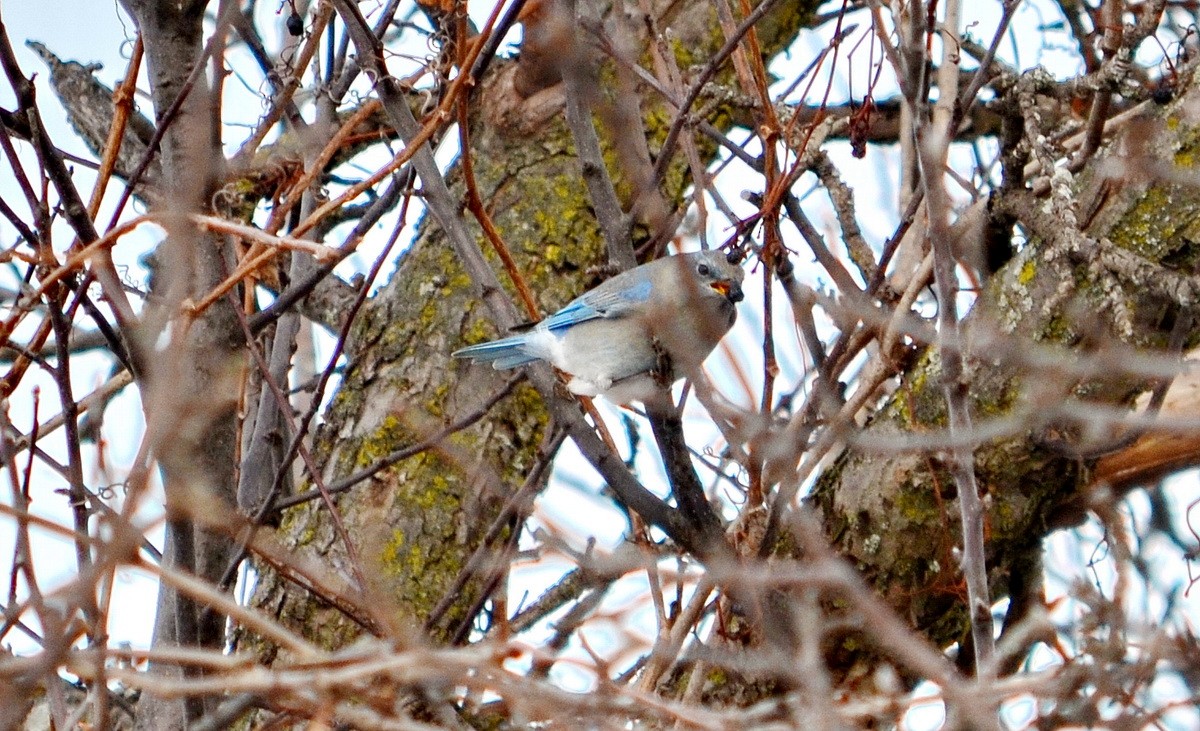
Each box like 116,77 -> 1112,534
810,83 -> 1200,664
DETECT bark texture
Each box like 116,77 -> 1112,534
812,86 -> 1200,673
249,0 -> 812,650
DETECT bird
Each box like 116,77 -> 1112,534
453,250 -> 745,405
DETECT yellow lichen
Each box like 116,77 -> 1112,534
1018,259 -> 1036,285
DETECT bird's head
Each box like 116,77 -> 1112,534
692,251 -> 745,304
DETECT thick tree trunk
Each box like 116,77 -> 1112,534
811,91 -> 1200,676
248,0 -> 1200,713
249,0 -> 812,653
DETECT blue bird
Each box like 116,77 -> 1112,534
453,250 -> 745,405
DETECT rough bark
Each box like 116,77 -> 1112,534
245,0 -> 1200,703
249,0 -> 812,655
811,84 -> 1200,676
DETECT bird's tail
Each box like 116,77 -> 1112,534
452,336 -> 541,370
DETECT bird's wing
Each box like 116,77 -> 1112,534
541,277 -> 653,332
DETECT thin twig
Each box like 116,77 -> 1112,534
560,0 -> 636,270
918,0 -> 996,679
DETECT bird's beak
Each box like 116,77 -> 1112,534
711,280 -> 744,303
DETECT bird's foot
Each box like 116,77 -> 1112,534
650,338 -> 674,388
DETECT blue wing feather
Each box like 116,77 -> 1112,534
542,278 -> 652,332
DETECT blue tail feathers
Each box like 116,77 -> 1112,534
452,336 -> 541,370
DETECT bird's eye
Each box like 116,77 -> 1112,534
697,263 -> 711,277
